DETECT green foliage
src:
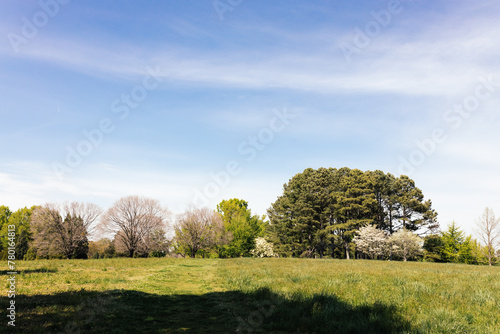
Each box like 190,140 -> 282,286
438,222 -> 489,265
89,238 -> 114,259
0,206 -> 36,260
72,237 -> 89,259
441,222 -> 466,263
217,198 -> 266,257
24,247 -> 37,260
217,198 -> 249,225
423,234 -> 444,262
0,205 -> 12,235
268,167 -> 437,258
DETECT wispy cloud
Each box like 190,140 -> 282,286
2,12 -> 499,98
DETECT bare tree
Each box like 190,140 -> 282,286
63,202 -> 103,238
174,207 -> 227,258
31,202 -> 102,258
100,196 -> 170,257
114,228 -> 171,257
475,207 -> 500,266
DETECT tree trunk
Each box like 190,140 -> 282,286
345,241 -> 350,260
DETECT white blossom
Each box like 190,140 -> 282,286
250,237 -> 276,258
353,225 -> 389,259
389,229 -> 423,262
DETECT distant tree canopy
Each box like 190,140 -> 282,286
216,199 -> 266,258
268,167 -> 438,258
1,187 -> 496,265
0,206 -> 36,260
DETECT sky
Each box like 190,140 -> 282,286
0,0 -> 499,236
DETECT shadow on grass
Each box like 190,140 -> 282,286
3,288 -> 412,333
0,268 -> 57,275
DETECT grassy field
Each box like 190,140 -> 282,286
1,258 -> 499,333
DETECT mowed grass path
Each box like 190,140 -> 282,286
1,258 -> 499,333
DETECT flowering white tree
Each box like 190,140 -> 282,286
389,229 -> 423,262
250,237 -> 276,257
353,225 -> 388,259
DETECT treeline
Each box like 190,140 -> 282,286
0,197 -> 266,260
266,167 -> 499,265
423,221 -> 498,265
1,167 -> 498,265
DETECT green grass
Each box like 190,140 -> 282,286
1,258 -> 499,333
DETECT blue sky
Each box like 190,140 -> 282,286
1,0 -> 499,235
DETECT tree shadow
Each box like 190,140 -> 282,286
2,288 -> 412,333
0,268 -> 57,275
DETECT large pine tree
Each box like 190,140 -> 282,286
268,167 -> 437,258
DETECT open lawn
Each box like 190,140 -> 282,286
1,258 -> 499,333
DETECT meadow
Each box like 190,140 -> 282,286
1,258 -> 499,333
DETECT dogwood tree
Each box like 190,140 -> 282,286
250,237 -> 276,257
353,225 -> 388,259
389,229 -> 423,262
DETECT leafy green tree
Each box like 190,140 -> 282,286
0,206 -> 36,260
423,234 -> 444,262
217,199 -> 265,257
0,206 -> 12,229
0,206 -> 12,252
470,239 -> 489,265
217,199 -> 249,225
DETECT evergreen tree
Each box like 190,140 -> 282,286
423,234 -> 444,262
268,168 -> 336,257
329,168 -> 377,259
269,167 -> 437,258
441,222 -> 467,263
